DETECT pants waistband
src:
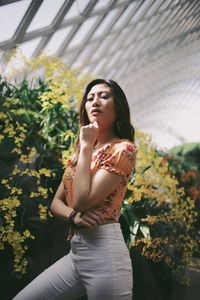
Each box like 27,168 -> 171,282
74,222 -> 122,238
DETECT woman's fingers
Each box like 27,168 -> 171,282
83,209 -> 105,225
74,212 -> 98,228
78,220 -> 94,228
80,122 -> 99,146
73,217 -> 92,228
73,209 -> 105,228
81,214 -> 99,226
93,210 -> 105,224
85,212 -> 104,225
89,208 -> 105,222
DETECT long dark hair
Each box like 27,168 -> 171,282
72,79 -> 135,164
80,78 -> 135,141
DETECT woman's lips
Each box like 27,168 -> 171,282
91,109 -> 101,116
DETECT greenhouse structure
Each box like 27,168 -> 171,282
0,1 -> 200,299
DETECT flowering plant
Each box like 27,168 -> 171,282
121,132 -> 198,283
0,52 -> 198,286
0,53 -> 93,277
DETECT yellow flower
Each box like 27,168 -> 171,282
37,187 -> 48,198
30,192 -> 39,198
12,148 -> 22,154
10,187 -> 22,195
23,230 -> 31,238
1,179 -> 8,184
38,204 -> 48,220
39,168 -> 51,177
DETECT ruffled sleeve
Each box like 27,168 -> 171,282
98,141 -> 137,179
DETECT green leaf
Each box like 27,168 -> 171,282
141,164 -> 152,175
140,224 -> 151,239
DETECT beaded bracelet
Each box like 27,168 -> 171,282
68,210 -> 79,224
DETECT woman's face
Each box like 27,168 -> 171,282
85,84 -> 116,128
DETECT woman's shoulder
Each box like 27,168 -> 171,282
97,139 -> 137,177
110,139 -> 137,154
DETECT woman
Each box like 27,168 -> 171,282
14,79 -> 137,300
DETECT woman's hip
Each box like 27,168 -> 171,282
70,223 -> 133,298
70,222 -> 130,259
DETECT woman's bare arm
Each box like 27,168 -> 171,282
73,144 -> 122,212
73,122 -> 122,211
50,182 -> 73,222
51,181 -> 105,227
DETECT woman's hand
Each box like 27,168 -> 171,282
73,207 -> 105,228
80,121 -> 99,148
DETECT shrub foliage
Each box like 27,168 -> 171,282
0,54 -> 198,282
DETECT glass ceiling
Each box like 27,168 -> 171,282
0,0 -> 200,150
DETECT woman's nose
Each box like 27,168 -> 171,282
92,96 -> 100,106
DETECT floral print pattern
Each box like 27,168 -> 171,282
62,139 -> 137,222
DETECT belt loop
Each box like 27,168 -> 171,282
114,223 -> 120,236
113,223 -> 117,234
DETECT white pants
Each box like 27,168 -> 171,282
13,223 -> 133,300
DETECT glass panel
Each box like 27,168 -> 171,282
154,8 -> 171,29
80,41 -> 99,61
0,50 -> 4,62
64,49 -> 79,65
64,0 -> 92,20
27,0 -> 66,33
146,0 -> 162,17
70,44 -> 94,68
159,0 -> 173,11
76,0 -> 91,13
92,8 -> 120,38
114,62 -> 129,79
117,0 -> 130,3
43,25 -> 73,55
68,16 -> 98,48
145,15 -> 157,35
180,2 -> 192,20
93,0 -> 112,11
130,0 -> 149,22
105,51 -> 121,69
105,68 -> 117,79
112,1 -> 138,30
81,65 -> 91,74
92,34 -> 116,59
124,44 -> 135,59
108,27 -> 128,53
92,57 -> 107,74
5,37 -> 42,74
0,0 -> 31,42
64,1 -> 80,20
18,37 -> 42,59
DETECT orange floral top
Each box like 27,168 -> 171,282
62,139 -> 137,223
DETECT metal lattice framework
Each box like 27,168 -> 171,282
0,0 -> 200,149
